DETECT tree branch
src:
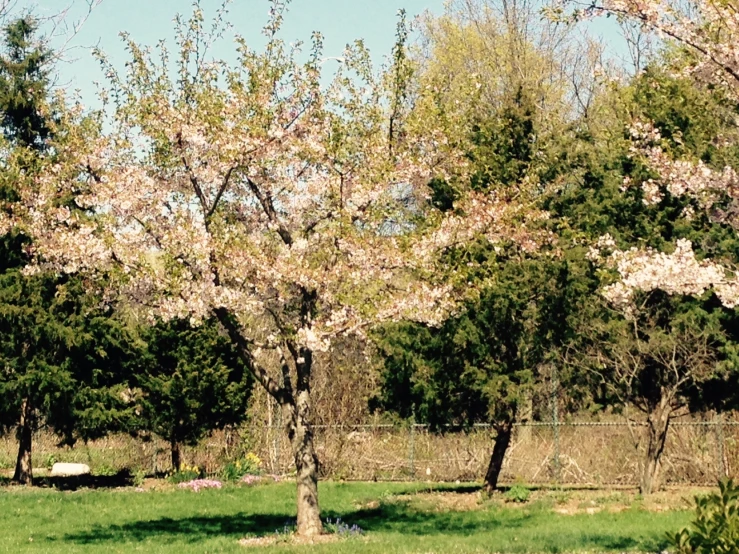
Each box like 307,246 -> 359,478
214,307 -> 289,404
245,176 -> 293,246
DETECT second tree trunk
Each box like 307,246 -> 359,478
484,421 -> 513,493
13,397 -> 34,485
171,438 -> 182,472
641,399 -> 671,495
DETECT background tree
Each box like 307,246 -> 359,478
135,317 -> 252,472
0,17 -> 52,148
375,255 -> 591,491
0,17 -> 137,484
0,267 -> 139,484
550,63 -> 739,492
374,2 -> 598,493
579,292 -> 729,494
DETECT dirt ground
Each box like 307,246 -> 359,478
367,484 -> 712,515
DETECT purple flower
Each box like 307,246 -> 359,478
178,479 -> 222,492
240,474 -> 262,485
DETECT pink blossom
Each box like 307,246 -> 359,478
178,479 -> 223,492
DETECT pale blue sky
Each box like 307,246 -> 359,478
33,0 -> 448,104
21,0 -> 625,106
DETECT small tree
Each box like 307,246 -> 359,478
375,282 -> 533,493
0,272 -> 139,483
136,318 -> 252,472
581,293 -> 726,494
375,252 -> 590,491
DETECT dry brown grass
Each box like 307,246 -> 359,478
2,416 -> 737,487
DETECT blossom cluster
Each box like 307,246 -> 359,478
624,122 -> 739,212
240,474 -> 281,485
594,238 -> 739,310
583,0 -> 739,309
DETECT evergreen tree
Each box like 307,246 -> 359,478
544,65 -> 739,494
375,88 -> 588,491
0,17 -> 138,484
134,318 -> 253,472
0,17 -> 52,148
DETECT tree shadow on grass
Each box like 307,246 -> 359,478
62,512 -> 292,544
0,470 -> 133,490
60,496 -> 674,553
62,501 -> 522,546
536,533 -> 648,553
34,469 -> 134,490
330,501 -> 525,535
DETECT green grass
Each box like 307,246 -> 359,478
0,481 -> 690,553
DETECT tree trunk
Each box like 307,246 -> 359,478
484,421 -> 513,493
285,347 -> 323,538
171,438 -> 182,472
640,397 -> 671,495
13,397 -> 33,485
213,305 -> 323,536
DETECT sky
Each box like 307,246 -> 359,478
26,0 -> 448,105
19,0 -> 626,107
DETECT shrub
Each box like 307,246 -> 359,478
133,469 -> 146,488
670,478 -> 739,553
222,452 -> 262,481
504,484 -> 531,503
168,465 -> 203,484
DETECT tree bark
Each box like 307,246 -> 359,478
171,438 -> 182,472
484,420 -> 513,493
284,347 -> 323,538
640,397 -> 671,495
213,305 -> 323,536
13,397 -> 33,485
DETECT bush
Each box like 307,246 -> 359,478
168,465 -> 203,484
504,484 -> 530,503
670,478 -> 739,553
222,453 -> 262,482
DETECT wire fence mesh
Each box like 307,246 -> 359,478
2,417 -> 737,485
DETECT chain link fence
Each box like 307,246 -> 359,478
2,417 -> 737,486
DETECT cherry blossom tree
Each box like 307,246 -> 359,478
572,0 -> 739,308
0,3 -> 531,535
578,291 -> 725,494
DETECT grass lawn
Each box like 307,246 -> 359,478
0,481 -> 693,553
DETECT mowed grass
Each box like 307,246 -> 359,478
0,481 -> 691,553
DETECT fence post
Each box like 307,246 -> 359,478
716,413 -> 727,478
551,365 -> 561,483
408,413 -> 416,479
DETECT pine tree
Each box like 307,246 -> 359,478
0,17 -> 52,149
0,18 -> 138,484
134,318 -> 252,472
